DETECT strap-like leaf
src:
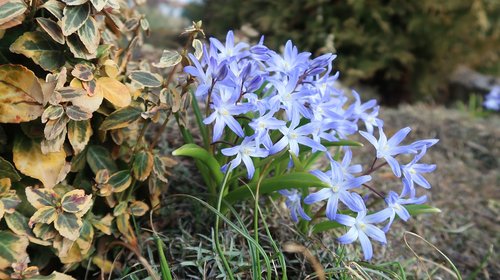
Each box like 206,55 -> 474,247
172,144 -> 224,186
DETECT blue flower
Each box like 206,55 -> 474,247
209,30 -> 249,62
221,136 -> 268,179
304,160 -> 371,220
340,148 -> 362,178
203,86 -> 251,141
401,147 -> 436,197
359,126 -> 417,177
484,86 -> 500,111
267,40 -> 311,75
248,112 -> 286,149
269,117 -> 326,155
377,191 -> 427,232
278,189 -> 311,222
184,54 -> 230,97
335,206 -> 388,261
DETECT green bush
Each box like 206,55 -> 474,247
0,0 -> 193,278
186,0 -> 500,104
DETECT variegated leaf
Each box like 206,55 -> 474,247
90,0 -> 107,11
129,200 -> 149,217
61,0 -> 88,6
29,206 -> 57,227
95,77 -> 131,108
193,38 -> 203,60
41,126 -> 67,154
129,70 -> 163,88
67,120 -> 92,154
61,3 -> 90,36
57,86 -> 86,101
36,17 -> 65,44
0,157 -> 21,181
0,64 -> 44,123
71,64 -> 94,81
78,17 -> 100,54
132,150 -> 153,181
153,155 -> 169,183
153,50 -> 182,68
103,59 -> 119,78
86,145 -> 118,174
0,193 -> 20,214
25,187 -> 58,209
61,189 -> 92,214
13,137 -> 66,188
66,105 -> 92,120
54,212 -> 82,241
0,230 -> 29,271
76,219 -> 93,254
4,211 -> 52,246
9,31 -> 65,72
99,106 -> 142,131
91,214 -> 113,235
33,223 -> 57,241
67,34 -> 96,60
107,170 -> 132,193
69,80 -> 103,113
40,0 -> 64,21
44,115 -> 69,140
0,0 -> 27,26
113,201 -> 127,217
115,213 -> 136,245
42,105 -> 65,123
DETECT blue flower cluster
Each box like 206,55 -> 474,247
185,31 -> 438,261
484,86 -> 500,111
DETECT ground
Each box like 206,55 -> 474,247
159,104 -> 499,279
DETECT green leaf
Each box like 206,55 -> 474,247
405,204 -> 441,216
61,189 -> 92,214
99,106 -> 142,131
29,206 -> 57,226
90,0 -> 108,11
172,143 -> 223,186
77,17 -> 100,53
107,170 -> 132,193
9,31 -> 65,72
129,70 -> 163,88
322,139 -> 364,147
36,17 -> 65,44
312,220 -> 343,234
0,157 -> 21,181
40,0 -> 64,20
62,3 -> 90,36
0,0 -> 27,26
67,120 -> 92,154
153,50 -> 182,68
0,230 -> 29,270
132,150 -> 154,181
86,145 -> 118,174
54,212 -> 82,240
224,172 -> 328,204
25,187 -> 58,208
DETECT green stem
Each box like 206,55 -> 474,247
214,167 -> 235,280
190,91 -> 210,150
156,236 -> 173,280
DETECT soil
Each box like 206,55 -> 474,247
366,105 -> 499,279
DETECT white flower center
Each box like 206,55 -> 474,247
357,221 -> 367,232
243,148 -> 252,155
330,184 -> 340,192
220,108 -> 230,116
290,132 -> 298,139
409,168 -> 416,174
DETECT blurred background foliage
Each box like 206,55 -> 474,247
178,0 -> 500,105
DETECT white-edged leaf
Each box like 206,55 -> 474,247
62,3 -> 90,36
153,50 -> 182,68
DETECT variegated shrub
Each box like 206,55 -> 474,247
0,0 -> 197,278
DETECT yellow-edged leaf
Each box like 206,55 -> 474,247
132,150 -> 153,181
29,206 -> 57,227
0,230 -> 29,271
96,77 -> 131,108
9,31 -> 65,72
67,120 -> 92,155
0,64 -> 44,123
25,187 -> 58,209
13,137 -> 66,188
61,189 -> 92,214
128,200 -> 149,217
54,212 -> 82,241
